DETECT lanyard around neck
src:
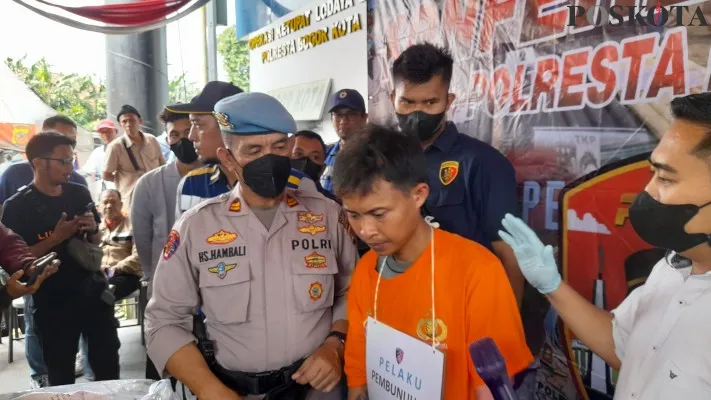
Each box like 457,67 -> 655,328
373,225 -> 438,350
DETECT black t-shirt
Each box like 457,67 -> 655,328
2,183 -> 100,308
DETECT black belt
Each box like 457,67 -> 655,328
211,358 -> 309,398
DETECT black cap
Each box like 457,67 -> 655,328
165,81 -> 244,114
116,104 -> 141,121
328,89 -> 366,113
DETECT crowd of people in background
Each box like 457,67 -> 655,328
1,40 -> 711,400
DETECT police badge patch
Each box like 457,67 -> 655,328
395,348 -> 404,364
163,230 -> 180,260
439,161 -> 459,186
309,282 -> 323,301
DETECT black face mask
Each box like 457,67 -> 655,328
169,138 -> 198,164
241,154 -> 292,198
396,111 -> 445,142
629,191 -> 711,252
291,157 -> 323,182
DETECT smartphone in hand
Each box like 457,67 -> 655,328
26,252 -> 58,286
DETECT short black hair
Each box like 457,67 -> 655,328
159,108 -> 189,125
101,188 -> 122,201
332,124 -> 427,197
42,115 -> 76,130
25,131 -> 77,163
294,130 -> 327,155
392,42 -> 454,86
671,93 -> 711,158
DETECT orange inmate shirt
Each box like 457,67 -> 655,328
344,228 -> 533,399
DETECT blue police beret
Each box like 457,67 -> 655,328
213,92 -> 297,135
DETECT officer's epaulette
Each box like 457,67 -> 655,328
185,165 -> 218,178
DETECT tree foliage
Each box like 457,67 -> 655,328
169,73 -> 200,104
5,56 -> 107,130
217,26 -> 250,91
5,56 -> 201,130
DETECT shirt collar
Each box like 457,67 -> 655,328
102,214 -> 126,232
327,141 -> 341,157
428,122 -> 458,153
666,252 -> 711,277
209,165 -> 230,186
124,132 -> 145,147
223,184 -> 307,216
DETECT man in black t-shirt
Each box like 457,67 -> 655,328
2,132 -> 120,386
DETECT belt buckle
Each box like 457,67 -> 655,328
255,370 -> 283,394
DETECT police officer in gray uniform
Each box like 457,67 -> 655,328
145,92 -> 358,400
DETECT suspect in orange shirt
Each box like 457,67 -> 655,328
330,125 -> 533,400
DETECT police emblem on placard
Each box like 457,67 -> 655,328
395,348 -> 404,364
286,195 -> 299,207
206,229 -> 237,245
298,224 -> 326,236
439,161 -> 459,186
298,212 -> 324,224
208,262 -> 237,279
416,310 -> 448,343
213,112 -> 234,130
339,91 -> 348,98
229,199 -> 241,212
163,230 -> 180,260
309,282 -> 323,300
305,251 -> 327,268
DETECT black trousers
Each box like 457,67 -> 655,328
34,298 -> 121,386
146,354 -> 161,380
109,273 -> 141,301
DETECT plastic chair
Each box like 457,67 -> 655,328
8,297 -> 24,363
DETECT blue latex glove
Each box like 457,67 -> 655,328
498,213 -> 561,294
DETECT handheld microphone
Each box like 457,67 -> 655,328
469,337 -> 518,400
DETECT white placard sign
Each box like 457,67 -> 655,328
365,317 -> 445,400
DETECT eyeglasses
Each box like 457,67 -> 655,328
330,111 -> 362,121
42,157 -> 75,166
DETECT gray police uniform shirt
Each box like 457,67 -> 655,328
145,184 -> 358,378
131,162 -> 182,281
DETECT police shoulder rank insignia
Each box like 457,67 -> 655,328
439,160 -> 460,186
206,229 -> 237,245
208,262 -> 237,279
286,195 -> 299,208
163,230 -> 180,260
309,281 -> 323,301
213,112 -> 234,130
305,251 -> 327,269
229,198 -> 241,212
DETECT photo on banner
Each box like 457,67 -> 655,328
368,0 -> 710,398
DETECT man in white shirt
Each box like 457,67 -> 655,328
499,92 -> 711,399
81,119 -> 118,200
